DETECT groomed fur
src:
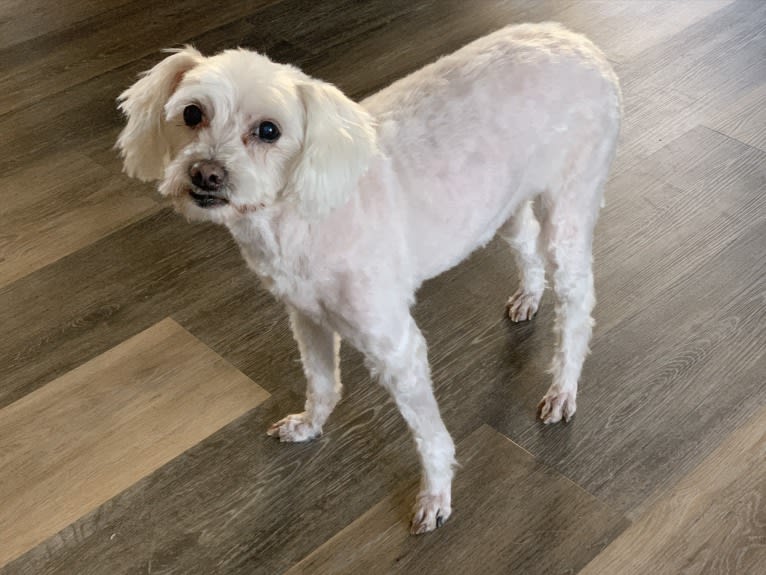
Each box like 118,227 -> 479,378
117,47 -> 203,181
117,22 -> 621,534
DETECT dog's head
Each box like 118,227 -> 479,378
117,47 -> 378,221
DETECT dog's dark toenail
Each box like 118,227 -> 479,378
436,514 -> 444,528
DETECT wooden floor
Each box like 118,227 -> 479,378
1,1 -> 764,573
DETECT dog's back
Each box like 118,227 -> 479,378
362,23 -> 621,282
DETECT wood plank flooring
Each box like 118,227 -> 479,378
287,425 -> 628,575
0,151 -> 158,288
579,403 -> 766,575
1,1 -> 764,573
0,319 -> 269,566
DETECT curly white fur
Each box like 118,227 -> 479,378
117,22 -> 621,534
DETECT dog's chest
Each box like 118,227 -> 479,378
229,216 -> 321,313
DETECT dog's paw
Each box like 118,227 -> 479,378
506,288 -> 541,322
410,491 -> 451,535
266,412 -> 321,442
538,386 -> 576,424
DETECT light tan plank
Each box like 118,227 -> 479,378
580,402 -> 766,575
0,318 -> 269,568
287,425 -> 628,575
0,150 -> 158,288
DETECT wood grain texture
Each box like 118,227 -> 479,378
580,403 -> 766,575
614,0 -> 766,170
0,209 -> 262,410
286,424 -> 628,575
557,0 -> 737,63
0,341 -> 441,575
499,126 -> 766,516
1,0 -> 765,573
0,150 -> 158,287
0,0 -> 136,51
0,318 -> 269,568
0,0 -> 281,116
706,82 -> 766,152
289,0 -> 577,100
0,57 -> 148,176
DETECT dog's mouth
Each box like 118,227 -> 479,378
188,189 -> 229,208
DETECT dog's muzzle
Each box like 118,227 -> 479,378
188,160 -> 229,208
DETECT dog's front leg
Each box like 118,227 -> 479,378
267,308 -> 341,442
369,315 -> 456,534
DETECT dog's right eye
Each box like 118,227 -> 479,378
183,104 -> 203,127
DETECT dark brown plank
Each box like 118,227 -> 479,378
581,402 -> 766,574
0,150 -> 158,287
0,208 -> 287,409
0,56 -> 155,177
286,424 -> 628,575
0,0 -> 282,116
0,0 -> 136,51
288,0 -> 577,100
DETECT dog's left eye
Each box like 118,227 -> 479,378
256,121 -> 280,142
183,104 -> 204,127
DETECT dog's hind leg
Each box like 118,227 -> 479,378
499,199 -> 546,322
267,308 -> 341,441
537,176 -> 603,424
364,313 -> 456,534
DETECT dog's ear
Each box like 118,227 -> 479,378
288,80 -> 378,217
116,47 -> 203,181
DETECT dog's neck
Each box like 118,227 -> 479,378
221,155 -> 395,310
223,204 -> 317,304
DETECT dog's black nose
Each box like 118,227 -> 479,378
189,160 -> 226,192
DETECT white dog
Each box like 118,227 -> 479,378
117,22 -> 621,534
